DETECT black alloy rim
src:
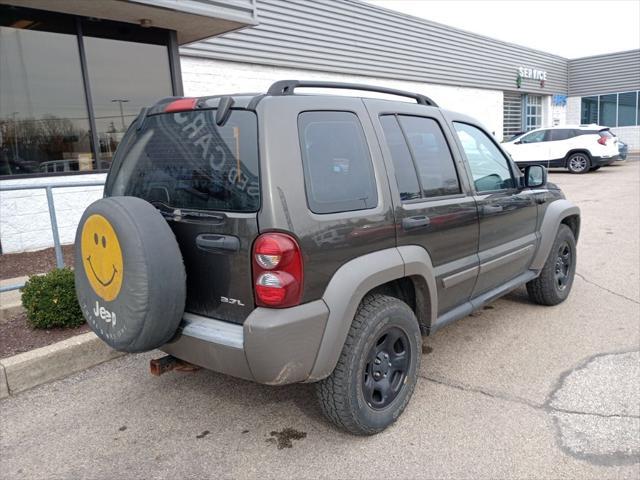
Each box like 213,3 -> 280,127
555,241 -> 572,291
362,326 -> 410,409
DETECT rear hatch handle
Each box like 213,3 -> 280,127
196,234 -> 240,253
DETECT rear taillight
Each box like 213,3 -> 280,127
164,98 -> 197,113
252,233 -> 303,308
597,136 -> 607,146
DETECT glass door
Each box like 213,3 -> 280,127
524,95 -> 542,131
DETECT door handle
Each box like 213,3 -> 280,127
402,216 -> 431,231
482,204 -> 503,215
195,234 -> 239,252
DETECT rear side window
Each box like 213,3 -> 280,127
298,111 -> 377,214
550,129 -> 575,141
576,129 -> 599,136
380,115 -> 460,200
397,116 -> 461,197
379,116 -> 421,201
110,110 -> 259,212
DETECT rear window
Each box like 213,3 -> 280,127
109,110 -> 259,212
599,129 -> 614,139
298,111 -> 377,214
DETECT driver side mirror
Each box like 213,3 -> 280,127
514,140 -> 522,145
524,164 -> 547,188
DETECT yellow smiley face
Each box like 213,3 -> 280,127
81,214 -> 123,301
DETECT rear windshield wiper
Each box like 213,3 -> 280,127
151,201 -> 224,221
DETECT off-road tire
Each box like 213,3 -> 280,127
527,224 -> 576,306
567,152 -> 591,174
316,294 -> 421,435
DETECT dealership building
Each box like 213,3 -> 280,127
1,0 -> 639,253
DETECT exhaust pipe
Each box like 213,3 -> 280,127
149,355 -> 200,376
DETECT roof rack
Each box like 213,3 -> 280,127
267,80 -> 438,107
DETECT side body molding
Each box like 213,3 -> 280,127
530,199 -> 580,271
307,246 -> 437,381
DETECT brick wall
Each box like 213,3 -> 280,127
0,174 -> 105,254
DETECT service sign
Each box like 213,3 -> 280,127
518,66 -> 548,81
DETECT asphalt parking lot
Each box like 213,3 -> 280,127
1,161 -> 639,479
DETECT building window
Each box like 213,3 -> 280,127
83,36 -> 173,166
581,96 -> 598,124
618,91 -> 637,127
599,94 -> 617,127
581,91 -> 640,127
0,5 -> 176,177
525,95 -> 542,131
0,26 -> 92,176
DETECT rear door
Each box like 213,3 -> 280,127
547,128 -> 575,166
365,100 -> 479,315
106,108 -> 260,324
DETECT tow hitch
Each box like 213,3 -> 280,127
149,355 -> 201,376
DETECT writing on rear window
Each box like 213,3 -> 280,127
110,110 -> 259,212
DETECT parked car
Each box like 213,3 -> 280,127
503,124 -> 619,173
617,139 -> 628,160
74,80 -> 580,435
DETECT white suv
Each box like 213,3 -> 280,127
503,125 -> 619,174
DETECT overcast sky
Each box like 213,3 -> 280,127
366,0 -> 640,58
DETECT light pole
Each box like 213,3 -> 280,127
111,99 -> 129,131
11,112 -> 19,163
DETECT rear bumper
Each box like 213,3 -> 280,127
592,154 -> 619,166
160,300 -> 329,385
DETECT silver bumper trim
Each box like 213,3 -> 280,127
181,312 -> 244,349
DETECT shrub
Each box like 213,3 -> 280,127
21,268 -> 85,329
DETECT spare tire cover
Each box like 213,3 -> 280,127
74,196 -> 186,353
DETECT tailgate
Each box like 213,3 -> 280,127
106,107 -> 260,324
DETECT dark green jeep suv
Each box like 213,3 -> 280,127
75,81 -> 580,435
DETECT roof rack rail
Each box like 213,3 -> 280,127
267,80 -> 438,107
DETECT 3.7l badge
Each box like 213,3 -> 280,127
220,296 -> 245,306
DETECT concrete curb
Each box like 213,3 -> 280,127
0,332 -> 125,399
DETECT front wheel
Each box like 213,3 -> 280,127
567,153 -> 590,174
526,224 -> 576,306
316,294 -> 421,435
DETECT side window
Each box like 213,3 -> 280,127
520,130 -> 547,143
380,114 -> 460,200
298,111 -> 377,214
397,116 -> 461,197
453,122 -> 515,193
550,129 -> 574,141
379,116 -> 421,201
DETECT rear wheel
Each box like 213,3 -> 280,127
316,294 -> 421,435
526,224 -> 576,306
567,153 -> 590,174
